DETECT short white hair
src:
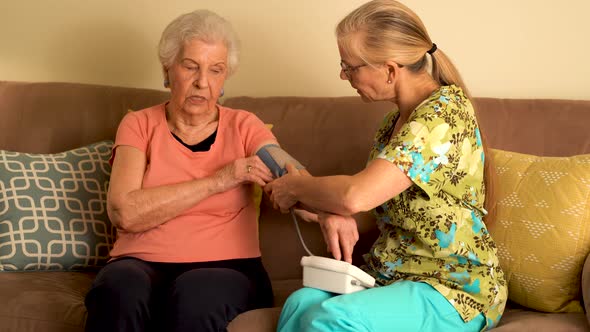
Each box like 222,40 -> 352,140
158,10 -> 240,76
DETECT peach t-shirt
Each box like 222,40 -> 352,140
109,103 -> 276,262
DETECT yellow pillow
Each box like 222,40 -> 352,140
488,149 -> 590,313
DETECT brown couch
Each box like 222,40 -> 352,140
1,80 -> 589,331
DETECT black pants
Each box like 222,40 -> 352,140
84,257 -> 273,332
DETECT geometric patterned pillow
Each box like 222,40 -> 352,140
0,141 -> 116,271
488,149 -> 590,313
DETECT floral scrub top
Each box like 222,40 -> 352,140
363,85 -> 507,330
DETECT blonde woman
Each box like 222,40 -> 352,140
266,1 -> 507,331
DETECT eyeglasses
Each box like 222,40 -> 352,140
340,60 -> 368,80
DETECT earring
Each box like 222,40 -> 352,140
163,79 -> 170,88
220,88 -> 225,97
387,80 -> 392,84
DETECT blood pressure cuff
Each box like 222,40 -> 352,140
256,144 -> 305,178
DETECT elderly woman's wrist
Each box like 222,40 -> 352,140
209,174 -> 226,194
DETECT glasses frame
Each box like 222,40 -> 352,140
340,60 -> 368,80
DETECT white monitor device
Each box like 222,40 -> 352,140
301,256 -> 375,294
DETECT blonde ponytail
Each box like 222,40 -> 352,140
430,49 -> 471,99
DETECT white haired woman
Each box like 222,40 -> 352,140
84,10 -> 276,332
266,0 -> 507,331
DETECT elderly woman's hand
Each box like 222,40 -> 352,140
318,212 -> 359,263
215,156 -> 273,192
265,164 -> 302,213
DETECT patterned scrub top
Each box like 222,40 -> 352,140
363,85 -> 507,330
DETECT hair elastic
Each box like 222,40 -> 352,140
427,43 -> 437,55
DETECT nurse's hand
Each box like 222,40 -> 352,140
318,212 -> 359,264
265,164 -> 302,213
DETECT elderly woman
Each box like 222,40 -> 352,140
266,1 -> 507,331
84,10 -> 275,332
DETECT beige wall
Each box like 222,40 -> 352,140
1,1 -> 589,100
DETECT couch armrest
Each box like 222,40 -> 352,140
581,253 -> 590,325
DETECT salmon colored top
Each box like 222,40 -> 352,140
109,103 -> 276,262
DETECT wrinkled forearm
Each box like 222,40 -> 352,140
108,176 -> 223,233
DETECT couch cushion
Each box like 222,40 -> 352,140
0,141 -> 115,271
0,271 -> 95,332
227,307 -> 282,332
488,149 -> 590,313
494,308 -> 589,331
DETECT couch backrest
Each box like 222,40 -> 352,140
2,81 -> 589,281
475,98 -> 590,156
224,96 -> 393,177
0,81 -> 170,153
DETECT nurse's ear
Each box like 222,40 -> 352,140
384,60 -> 403,85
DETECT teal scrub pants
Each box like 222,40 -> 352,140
277,280 -> 485,332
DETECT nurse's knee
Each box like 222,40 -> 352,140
284,287 -> 332,308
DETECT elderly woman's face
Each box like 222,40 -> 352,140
166,39 -> 228,114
